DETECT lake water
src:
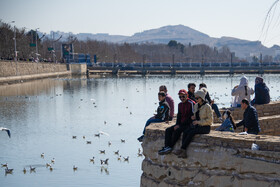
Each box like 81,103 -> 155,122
0,74 -> 280,187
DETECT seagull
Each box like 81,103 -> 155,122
117,155 -> 122,160
41,153 -> 44,158
108,141 -> 111,146
49,166 -> 53,171
30,165 -> 36,172
104,121 -> 107,125
114,150 -> 119,155
99,150 -> 105,154
121,139 -> 125,143
23,168 -> 27,174
138,153 -> 143,157
46,163 -> 51,167
99,131 -> 110,136
94,133 -> 100,137
118,123 -> 122,126
123,156 -> 129,162
86,141 -> 92,144
83,136 -> 85,139
51,158 -> 55,163
138,148 -> 141,154
100,158 -> 109,165
72,136 -> 77,139
1,163 -> 8,167
73,165 -> 78,171
5,167 -> 13,174
0,127 -> 11,138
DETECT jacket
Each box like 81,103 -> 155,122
231,76 -> 254,107
165,93 -> 174,119
155,99 -> 170,121
176,99 -> 194,127
254,83 -> 270,104
188,91 -> 196,102
193,103 -> 213,126
237,105 -> 260,134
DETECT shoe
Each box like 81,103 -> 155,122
137,135 -> 144,142
158,146 -> 172,155
173,149 -> 184,155
178,150 -> 187,158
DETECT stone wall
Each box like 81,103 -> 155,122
141,124 -> 280,187
0,61 -> 68,77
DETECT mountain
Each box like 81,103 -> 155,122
45,25 -> 280,59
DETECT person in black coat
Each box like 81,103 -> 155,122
251,77 -> 270,105
236,99 -> 260,135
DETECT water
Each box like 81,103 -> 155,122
0,74 -> 280,187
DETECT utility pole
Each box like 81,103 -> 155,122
14,25 -> 17,61
35,28 -> 39,62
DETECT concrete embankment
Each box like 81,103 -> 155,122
0,61 -> 87,84
141,101 -> 280,187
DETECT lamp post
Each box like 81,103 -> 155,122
35,28 -> 39,62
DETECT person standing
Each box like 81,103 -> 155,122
137,91 -> 170,142
159,85 -> 174,120
231,75 -> 254,107
158,89 -> 195,155
176,90 -> 213,158
187,83 -> 196,102
236,99 -> 260,135
251,77 -> 270,105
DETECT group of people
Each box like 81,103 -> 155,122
137,76 -> 270,158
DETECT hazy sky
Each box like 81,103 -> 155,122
1,0 -> 280,47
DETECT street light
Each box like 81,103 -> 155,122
35,28 -> 39,62
9,21 -> 17,61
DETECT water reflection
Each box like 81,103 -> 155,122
0,74 -> 280,187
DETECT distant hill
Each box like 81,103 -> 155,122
45,25 -> 280,59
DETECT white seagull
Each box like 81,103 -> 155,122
0,127 -> 11,138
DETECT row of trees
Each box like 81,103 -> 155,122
0,20 -> 253,63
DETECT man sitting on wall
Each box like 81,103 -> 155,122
187,83 -> 196,102
159,85 -> 174,120
237,99 -> 261,135
251,77 -> 270,105
158,89 -> 194,155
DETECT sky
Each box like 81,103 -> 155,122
1,0 -> 280,47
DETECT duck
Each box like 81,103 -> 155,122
99,150 -> 105,154
0,127 -> 11,138
90,157 -> 95,162
30,165 -> 36,172
121,139 -> 125,143
5,167 -> 13,174
73,165 -> 78,171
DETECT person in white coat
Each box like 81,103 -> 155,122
231,76 -> 254,107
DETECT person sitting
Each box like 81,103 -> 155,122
251,77 -> 270,105
158,89 -> 195,155
231,75 -> 254,107
236,99 -> 260,135
175,89 -> 213,158
137,91 -> 170,142
199,83 -> 222,122
215,110 -> 236,132
187,83 -> 196,102
159,85 -> 174,120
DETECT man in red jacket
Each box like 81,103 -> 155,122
158,89 -> 195,155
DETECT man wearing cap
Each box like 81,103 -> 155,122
251,77 -> 270,105
137,91 -> 170,142
175,89 -> 213,158
159,85 -> 174,120
158,89 -> 195,155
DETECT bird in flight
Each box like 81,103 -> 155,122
0,127 -> 11,138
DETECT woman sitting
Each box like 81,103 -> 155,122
175,89 -> 213,158
215,110 -> 236,132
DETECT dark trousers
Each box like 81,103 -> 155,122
181,125 -> 210,150
212,104 -> 221,118
142,117 -> 164,135
165,125 -> 188,148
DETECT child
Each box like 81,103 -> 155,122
215,110 -> 236,132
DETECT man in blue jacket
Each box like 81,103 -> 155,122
137,91 -> 170,142
237,99 -> 260,135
